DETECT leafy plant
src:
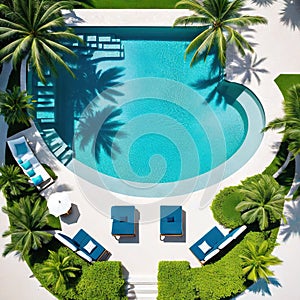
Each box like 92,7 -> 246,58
0,164 -> 29,198
40,249 -> 80,292
174,0 -> 267,67
2,196 -> 53,259
240,240 -> 282,282
0,0 -> 82,84
236,174 -> 286,230
0,87 -> 35,126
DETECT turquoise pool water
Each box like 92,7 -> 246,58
29,27 -> 264,193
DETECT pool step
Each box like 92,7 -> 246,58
126,277 -> 158,300
71,33 -> 125,60
41,128 -> 73,166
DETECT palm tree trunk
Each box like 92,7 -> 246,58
273,151 -> 293,178
286,154 -> 300,198
0,60 -> 12,166
20,57 -> 28,91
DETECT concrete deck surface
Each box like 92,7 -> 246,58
0,1 -> 300,299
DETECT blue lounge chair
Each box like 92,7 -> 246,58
160,206 -> 183,240
54,229 -> 110,263
111,206 -> 135,240
190,225 -> 247,264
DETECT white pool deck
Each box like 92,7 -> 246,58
1,1 -> 300,299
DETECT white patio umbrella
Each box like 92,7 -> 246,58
47,192 -> 72,217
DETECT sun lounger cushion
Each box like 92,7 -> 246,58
7,136 -> 54,191
32,175 -> 43,186
15,142 -> 28,156
76,250 -> 93,263
111,206 -> 135,236
198,241 -> 211,253
190,225 -> 247,264
84,240 -> 96,253
27,169 -> 36,177
160,206 -> 183,236
21,160 -> 32,170
73,229 -> 106,261
54,232 -> 78,252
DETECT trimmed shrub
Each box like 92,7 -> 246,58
192,231 -> 266,300
157,261 -> 198,300
211,186 -> 244,228
76,261 -> 126,300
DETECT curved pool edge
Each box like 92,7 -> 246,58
67,80 -> 265,197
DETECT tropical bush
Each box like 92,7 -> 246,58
157,261 -> 197,299
0,87 -> 35,126
0,164 -> 30,199
76,261 -> 127,300
210,186 -> 244,228
2,196 -> 53,259
32,245 -> 87,300
40,249 -> 80,292
236,174 -> 286,230
240,240 -> 282,282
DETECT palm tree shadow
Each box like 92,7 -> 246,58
190,75 -> 224,105
66,50 -> 125,116
75,106 -> 125,163
226,45 -> 269,84
247,277 -> 282,296
280,0 -> 300,30
251,0 -> 276,7
279,199 -> 300,242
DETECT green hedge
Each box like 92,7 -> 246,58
157,232 -> 272,300
210,186 -> 244,228
76,261 -> 127,300
157,261 -> 197,299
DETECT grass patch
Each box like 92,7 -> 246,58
211,186 -> 244,229
92,0 -> 178,8
275,74 -> 300,99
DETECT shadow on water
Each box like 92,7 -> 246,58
280,0 -> 300,30
52,49 -> 125,145
69,50 -> 125,116
75,106 -> 125,163
279,199 -> 300,242
190,75 -> 224,105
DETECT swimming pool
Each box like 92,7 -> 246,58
29,27 -> 265,197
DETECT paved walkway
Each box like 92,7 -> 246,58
0,1 -> 300,299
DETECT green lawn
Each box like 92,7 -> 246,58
275,74 -> 300,99
92,0 -> 178,8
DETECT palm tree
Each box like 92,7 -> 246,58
0,165 -> 29,198
235,174 -> 285,231
2,196 -> 53,259
240,240 -> 282,283
263,84 -> 300,197
40,249 -> 80,292
75,106 -> 124,162
0,0 -> 82,85
0,87 -> 35,126
174,0 -> 267,67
